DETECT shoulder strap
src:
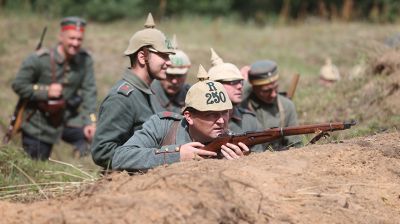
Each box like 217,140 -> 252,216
161,120 -> 180,146
50,49 -> 56,83
277,96 -> 286,127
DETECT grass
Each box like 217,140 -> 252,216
0,12 -> 399,201
0,144 -> 97,202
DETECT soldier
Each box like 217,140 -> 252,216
151,35 -> 191,113
207,48 -> 264,152
112,65 -> 249,171
319,57 -> 341,87
242,60 -> 302,150
91,13 -> 174,169
12,17 -> 97,160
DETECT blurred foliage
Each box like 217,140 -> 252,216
1,0 -> 400,23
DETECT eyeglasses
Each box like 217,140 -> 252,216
219,80 -> 243,86
147,47 -> 170,60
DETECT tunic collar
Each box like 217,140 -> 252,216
122,68 -> 153,95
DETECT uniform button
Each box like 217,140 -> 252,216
175,147 -> 180,152
156,150 -> 159,153
165,148 -> 169,152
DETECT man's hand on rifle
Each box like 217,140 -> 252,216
48,83 -> 63,98
180,142 -> 217,161
84,123 -> 96,142
221,142 -> 249,160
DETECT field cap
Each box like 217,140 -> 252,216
208,48 -> 243,82
183,65 -> 232,112
166,35 -> 191,75
248,60 -> 279,86
60,17 -> 86,32
124,13 -> 175,55
320,58 -> 341,81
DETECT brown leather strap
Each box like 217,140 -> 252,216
161,120 -> 179,146
50,47 -> 67,84
50,49 -> 56,83
277,97 -> 285,127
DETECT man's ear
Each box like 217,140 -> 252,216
137,50 -> 146,66
183,111 -> 194,125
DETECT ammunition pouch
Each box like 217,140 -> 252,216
67,95 -> 83,110
37,99 -> 66,127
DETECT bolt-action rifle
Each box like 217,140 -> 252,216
2,26 -> 47,144
202,120 -> 357,153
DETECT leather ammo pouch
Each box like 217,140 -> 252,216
37,99 -> 66,127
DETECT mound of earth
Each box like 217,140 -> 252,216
0,132 -> 399,223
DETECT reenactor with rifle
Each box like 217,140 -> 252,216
242,60 -> 302,151
111,64 -> 356,172
207,48 -> 264,152
91,13 -> 175,169
151,35 -> 191,113
112,65 -> 249,172
10,17 -> 97,160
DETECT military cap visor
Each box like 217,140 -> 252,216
248,60 -> 279,86
60,17 -> 86,32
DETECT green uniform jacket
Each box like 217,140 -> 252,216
151,80 -> 190,113
242,93 -> 302,150
12,47 -> 97,144
91,69 -> 164,168
229,106 -> 264,152
112,112 -> 185,171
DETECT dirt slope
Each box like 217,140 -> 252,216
0,132 -> 399,224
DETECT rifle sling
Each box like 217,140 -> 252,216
160,120 -> 180,146
277,97 -> 285,127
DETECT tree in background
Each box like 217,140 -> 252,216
1,0 -> 399,23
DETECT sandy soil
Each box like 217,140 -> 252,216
0,131 -> 399,224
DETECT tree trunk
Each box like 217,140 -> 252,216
279,0 -> 290,24
342,0 -> 354,21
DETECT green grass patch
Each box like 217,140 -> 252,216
0,144 -> 99,202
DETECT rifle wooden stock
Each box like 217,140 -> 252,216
3,100 -> 27,144
202,120 -> 356,152
286,73 -> 300,99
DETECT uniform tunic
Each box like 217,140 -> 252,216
91,69 -> 164,168
12,47 -> 97,144
151,80 -> 190,113
112,112 -> 185,171
243,93 -> 302,150
229,106 -> 264,152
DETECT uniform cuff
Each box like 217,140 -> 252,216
154,145 -> 181,165
32,84 -> 49,100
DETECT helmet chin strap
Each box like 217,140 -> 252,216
142,47 -> 155,80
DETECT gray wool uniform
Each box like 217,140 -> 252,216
91,69 -> 164,168
151,80 -> 190,113
112,112 -> 187,171
228,106 -> 265,152
243,93 -> 302,150
12,47 -> 97,144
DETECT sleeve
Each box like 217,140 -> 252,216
112,115 -> 181,171
12,54 -> 49,101
91,94 -> 136,168
79,55 -> 97,125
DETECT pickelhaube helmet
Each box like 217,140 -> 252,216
183,65 -> 232,112
208,48 -> 243,82
320,58 -> 341,81
248,60 -> 279,86
166,35 -> 191,75
124,13 -> 175,55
